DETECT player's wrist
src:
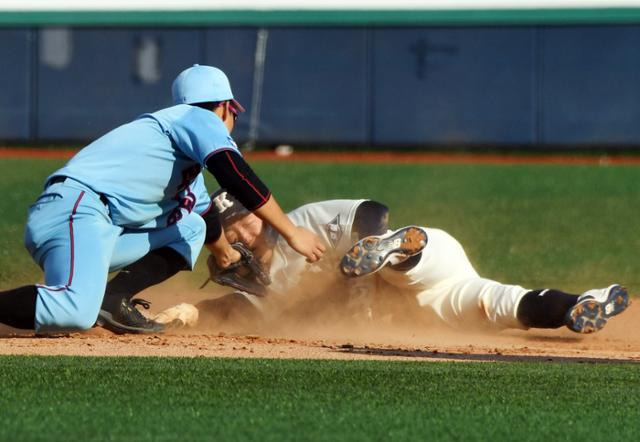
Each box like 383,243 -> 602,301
282,225 -> 304,243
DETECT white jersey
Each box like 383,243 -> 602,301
267,199 -> 365,298
230,199 -> 529,331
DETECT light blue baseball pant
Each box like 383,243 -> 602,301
24,178 -> 206,333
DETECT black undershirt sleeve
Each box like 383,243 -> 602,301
205,149 -> 271,211
201,209 -> 223,243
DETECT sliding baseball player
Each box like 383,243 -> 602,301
155,191 -> 629,334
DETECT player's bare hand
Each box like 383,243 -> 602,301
286,226 -> 326,263
215,246 -> 242,269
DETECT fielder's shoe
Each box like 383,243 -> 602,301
97,298 -> 166,334
565,284 -> 631,333
340,226 -> 428,277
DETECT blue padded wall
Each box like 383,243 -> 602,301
204,28 -> 258,143
540,26 -> 640,145
372,27 -> 536,145
258,28 -> 369,145
2,25 -> 640,147
37,28 -> 201,140
0,30 -> 31,140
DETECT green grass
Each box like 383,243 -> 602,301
3,157 -> 639,293
0,356 -> 638,441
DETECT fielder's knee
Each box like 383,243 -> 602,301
36,308 -> 99,332
34,287 -> 101,332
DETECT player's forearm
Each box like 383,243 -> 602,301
252,196 -> 297,240
201,208 -> 223,244
254,196 -> 325,263
205,150 -> 271,211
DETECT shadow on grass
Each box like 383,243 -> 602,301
336,345 -> 640,364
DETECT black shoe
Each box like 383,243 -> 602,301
97,298 -> 165,334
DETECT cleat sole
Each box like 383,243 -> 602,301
340,226 -> 427,277
565,285 -> 631,334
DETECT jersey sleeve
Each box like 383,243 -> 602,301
168,105 -> 242,166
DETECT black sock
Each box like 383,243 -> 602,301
102,247 -> 188,311
516,289 -> 579,328
0,285 -> 38,330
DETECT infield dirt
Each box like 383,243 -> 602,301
0,283 -> 638,364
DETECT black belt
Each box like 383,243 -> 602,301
48,176 -> 109,206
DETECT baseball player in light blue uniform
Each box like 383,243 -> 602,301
0,64 -> 325,334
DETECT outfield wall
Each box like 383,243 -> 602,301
1,5 -> 640,147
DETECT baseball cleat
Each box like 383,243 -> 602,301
340,226 -> 427,277
565,284 -> 630,333
97,298 -> 166,334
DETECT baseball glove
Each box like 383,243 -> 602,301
201,242 -> 271,296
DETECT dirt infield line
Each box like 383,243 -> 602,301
2,147 -> 640,165
0,327 -> 638,363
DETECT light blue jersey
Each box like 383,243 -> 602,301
26,105 -> 227,332
51,104 -> 238,229
191,173 -> 214,215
